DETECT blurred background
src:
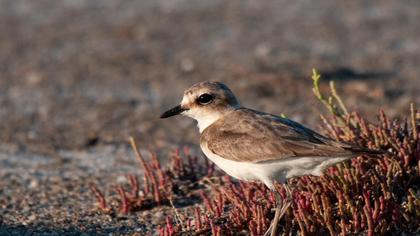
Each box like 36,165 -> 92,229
1,0 -> 419,234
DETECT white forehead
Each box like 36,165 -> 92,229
180,93 -> 195,106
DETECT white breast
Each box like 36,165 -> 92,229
201,143 -> 261,181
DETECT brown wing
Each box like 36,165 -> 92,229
200,108 -> 367,163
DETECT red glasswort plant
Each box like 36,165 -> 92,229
90,138 -> 215,215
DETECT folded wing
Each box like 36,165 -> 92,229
201,108 -> 378,163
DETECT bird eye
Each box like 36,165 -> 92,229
197,93 -> 214,105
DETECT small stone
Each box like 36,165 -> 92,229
180,58 -> 195,73
28,214 -> 36,222
116,175 -> 127,183
254,43 -> 271,59
29,179 -> 39,189
26,72 -> 42,85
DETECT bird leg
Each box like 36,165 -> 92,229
264,184 -> 293,236
263,191 -> 281,236
279,184 -> 292,220
270,190 -> 284,236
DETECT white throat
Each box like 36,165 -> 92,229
196,113 -> 222,132
182,109 -> 223,133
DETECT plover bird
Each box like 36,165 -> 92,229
160,81 -> 382,236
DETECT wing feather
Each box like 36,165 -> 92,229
200,108 -> 364,163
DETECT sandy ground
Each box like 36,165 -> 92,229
1,0 -> 420,235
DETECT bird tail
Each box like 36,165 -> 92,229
345,146 -> 387,156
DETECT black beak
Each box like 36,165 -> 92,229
160,105 -> 188,119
